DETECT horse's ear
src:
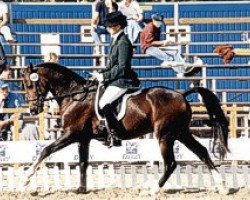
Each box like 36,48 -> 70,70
29,63 -> 34,72
29,62 -> 38,73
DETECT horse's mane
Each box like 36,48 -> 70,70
36,62 -> 87,84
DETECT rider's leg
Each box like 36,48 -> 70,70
102,104 -> 126,136
99,86 -> 127,146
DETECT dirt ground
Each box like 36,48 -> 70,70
0,188 -> 249,200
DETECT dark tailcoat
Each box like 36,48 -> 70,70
102,32 -> 140,89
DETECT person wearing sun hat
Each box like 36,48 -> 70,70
0,80 -> 23,140
0,80 -> 39,141
90,11 -> 140,147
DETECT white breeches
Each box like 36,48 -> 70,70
0,26 -> 14,41
99,85 -> 128,109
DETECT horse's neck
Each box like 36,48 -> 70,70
49,82 -> 73,106
50,81 -> 91,108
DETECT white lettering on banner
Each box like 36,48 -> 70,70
122,154 -> 141,159
0,157 -> 10,162
0,139 -> 249,163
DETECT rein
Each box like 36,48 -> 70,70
28,81 -> 97,103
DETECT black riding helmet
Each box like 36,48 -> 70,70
105,11 -> 127,29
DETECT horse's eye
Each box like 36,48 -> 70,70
27,85 -> 33,89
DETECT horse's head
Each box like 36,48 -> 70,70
22,63 -> 49,115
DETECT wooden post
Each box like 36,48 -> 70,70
39,112 -> 45,140
229,105 -> 237,138
13,112 -> 20,140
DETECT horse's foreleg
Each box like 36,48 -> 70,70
23,132 -> 76,186
77,140 -> 90,194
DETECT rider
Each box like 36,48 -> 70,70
90,11 -> 140,147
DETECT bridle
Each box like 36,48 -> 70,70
25,69 -> 46,111
25,65 -> 97,111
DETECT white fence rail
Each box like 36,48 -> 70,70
0,139 -> 250,192
0,164 -> 249,192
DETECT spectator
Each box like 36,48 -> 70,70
140,13 -> 203,77
0,41 -> 10,80
0,1 -> 16,80
119,0 -> 143,44
0,80 -> 38,141
19,122 -> 39,141
91,0 -> 118,53
0,1 -> 16,43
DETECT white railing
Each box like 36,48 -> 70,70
0,139 -> 249,191
0,164 -> 249,192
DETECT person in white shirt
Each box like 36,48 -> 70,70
0,1 -> 16,80
0,0 -> 15,42
119,0 -> 143,44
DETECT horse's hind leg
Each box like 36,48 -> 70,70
23,132 -> 77,186
180,133 -> 216,170
179,133 -> 225,189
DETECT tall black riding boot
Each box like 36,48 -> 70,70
102,104 -> 124,147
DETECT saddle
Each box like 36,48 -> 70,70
94,84 -> 141,121
94,84 -> 141,146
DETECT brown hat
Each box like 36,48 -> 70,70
105,11 -> 127,29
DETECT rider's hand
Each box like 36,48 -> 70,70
89,72 -> 104,82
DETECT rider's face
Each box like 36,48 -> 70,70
107,24 -> 121,35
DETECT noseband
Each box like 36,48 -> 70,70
27,78 -> 46,110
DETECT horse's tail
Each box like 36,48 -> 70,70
183,87 -> 230,159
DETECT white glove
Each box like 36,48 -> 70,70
89,72 -> 104,82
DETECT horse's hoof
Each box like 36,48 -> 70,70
218,186 -> 230,195
74,187 -> 88,194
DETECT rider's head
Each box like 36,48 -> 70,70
105,11 -> 127,35
151,13 -> 164,28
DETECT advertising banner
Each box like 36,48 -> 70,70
0,139 -> 249,163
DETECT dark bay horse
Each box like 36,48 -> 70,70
22,63 -> 229,193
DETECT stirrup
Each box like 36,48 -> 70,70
108,134 -> 122,148
98,119 -> 106,131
